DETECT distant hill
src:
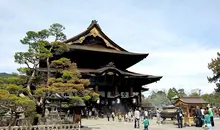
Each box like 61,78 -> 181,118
0,72 -> 12,77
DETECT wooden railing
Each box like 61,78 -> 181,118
0,124 -> 80,130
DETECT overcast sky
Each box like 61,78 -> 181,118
0,0 -> 220,94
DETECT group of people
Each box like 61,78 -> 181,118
194,105 -> 214,130
86,105 -> 216,130
134,108 -> 150,130
105,108 -> 150,130
176,105 -> 215,130
106,110 -> 134,122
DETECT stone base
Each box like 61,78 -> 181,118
162,120 -> 175,124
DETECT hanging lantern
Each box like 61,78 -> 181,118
105,100 -> 108,105
117,98 -> 120,104
96,98 -> 100,104
132,98 -> 136,104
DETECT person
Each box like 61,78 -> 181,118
92,107 -> 95,116
118,112 -> 122,122
201,107 -> 205,125
125,113 -> 128,122
94,109 -> 98,119
107,112 -> 110,121
128,111 -> 131,122
141,109 -> 145,121
134,108 -> 140,128
148,110 -> 152,119
156,108 -> 161,125
201,107 -> 205,117
176,108 -> 183,128
144,110 -> 148,119
142,117 -> 149,130
207,105 -> 214,127
195,106 -> 203,127
89,110 -> 92,118
111,111 -> 115,121
202,110 -> 212,130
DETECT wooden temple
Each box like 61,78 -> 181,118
39,20 -> 162,112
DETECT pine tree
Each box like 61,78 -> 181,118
35,58 -> 99,123
208,52 -> 220,92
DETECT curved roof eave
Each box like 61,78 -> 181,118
68,45 -> 149,56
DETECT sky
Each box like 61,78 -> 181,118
0,0 -> 220,95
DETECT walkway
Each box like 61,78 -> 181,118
81,118 -> 220,130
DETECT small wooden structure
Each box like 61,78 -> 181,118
175,97 -> 208,126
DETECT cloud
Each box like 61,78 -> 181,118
128,44 -> 218,94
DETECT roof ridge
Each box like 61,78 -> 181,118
87,20 -> 100,30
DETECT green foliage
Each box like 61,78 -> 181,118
177,88 -> 187,97
202,92 -> 220,107
0,75 -> 27,85
61,103 -> 71,108
82,95 -> 91,101
0,73 -> 13,77
35,57 -> 98,103
149,90 -> 170,108
189,88 -> 201,97
0,75 -> 36,126
6,84 -> 23,94
14,23 -> 69,91
49,23 -> 66,41
70,96 -> 83,103
14,28 -> 51,65
189,92 -> 200,97
167,88 -> 177,100
208,52 -> 220,92
0,88 -> 36,116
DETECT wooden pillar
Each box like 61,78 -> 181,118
95,85 -> 98,93
186,105 -> 190,126
130,86 -> 133,97
139,90 -> 142,104
105,90 -> 107,98
115,86 -> 118,96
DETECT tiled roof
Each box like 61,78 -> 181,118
179,97 -> 207,104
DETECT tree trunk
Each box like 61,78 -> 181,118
27,66 -> 36,96
41,97 -> 46,117
8,111 -> 16,130
46,57 -> 50,87
46,46 -> 53,87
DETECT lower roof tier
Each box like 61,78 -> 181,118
37,63 -> 162,87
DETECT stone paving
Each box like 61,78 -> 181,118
81,118 -> 220,130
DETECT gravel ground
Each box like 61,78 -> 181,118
81,118 -> 220,130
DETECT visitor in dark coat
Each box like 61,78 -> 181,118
176,108 -> 184,128
195,106 -> 203,127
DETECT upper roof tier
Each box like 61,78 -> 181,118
63,20 -> 148,69
65,20 -> 127,51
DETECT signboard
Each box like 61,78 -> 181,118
120,92 -> 129,98
98,91 -> 105,97
107,92 -> 115,98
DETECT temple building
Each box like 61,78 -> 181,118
39,20 -> 162,112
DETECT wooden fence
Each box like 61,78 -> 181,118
0,124 -> 80,130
